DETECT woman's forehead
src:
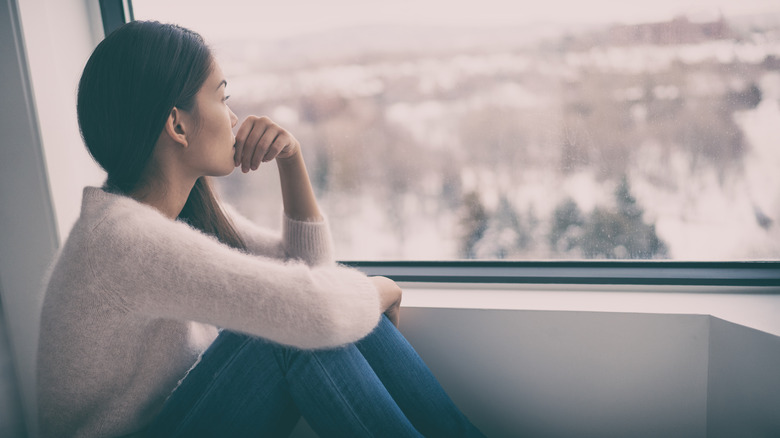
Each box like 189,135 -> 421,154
203,63 -> 226,91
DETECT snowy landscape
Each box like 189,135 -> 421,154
208,14 -> 780,260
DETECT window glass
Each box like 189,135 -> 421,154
133,0 -> 780,260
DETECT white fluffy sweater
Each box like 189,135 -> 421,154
37,186 -> 381,438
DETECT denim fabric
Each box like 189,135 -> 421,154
146,315 -> 484,438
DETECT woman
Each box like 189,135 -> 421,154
36,20 -> 484,438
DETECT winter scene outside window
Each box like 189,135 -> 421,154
134,0 -> 780,260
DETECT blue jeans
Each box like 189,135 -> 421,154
146,315 -> 484,437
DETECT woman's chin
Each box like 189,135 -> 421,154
207,163 -> 237,178
220,165 -> 237,177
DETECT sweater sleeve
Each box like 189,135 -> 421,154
222,203 -> 335,266
87,207 -> 381,349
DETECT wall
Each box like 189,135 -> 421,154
16,0 -> 106,240
707,318 -> 780,437
0,0 -> 58,435
290,303 -> 780,437
0,0 -> 103,436
399,308 -> 711,438
0,294 -> 25,437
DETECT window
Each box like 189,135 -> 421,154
132,0 -> 780,261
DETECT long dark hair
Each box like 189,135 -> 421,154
77,20 -> 245,250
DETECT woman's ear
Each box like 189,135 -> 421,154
163,107 -> 189,147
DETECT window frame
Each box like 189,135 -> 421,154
99,0 -> 133,36
343,261 -> 780,287
116,2 -> 780,291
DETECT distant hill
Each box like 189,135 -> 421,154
214,11 -> 780,70
214,22 -> 580,69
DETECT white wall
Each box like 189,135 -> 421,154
400,308 -> 711,438
707,318 -> 780,437
17,0 -> 106,240
395,307 -> 780,438
0,0 -> 57,434
0,1 -> 105,436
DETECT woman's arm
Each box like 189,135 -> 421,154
222,202 -> 334,266
277,150 -> 322,221
89,208 -> 381,349
230,116 -> 403,326
229,116 -> 334,266
231,116 -> 333,264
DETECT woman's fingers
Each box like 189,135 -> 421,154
234,116 -> 299,172
371,275 -> 403,328
233,118 -> 254,167
384,301 -> 401,328
235,116 -> 266,169
261,132 -> 291,163
250,130 -> 279,170
242,124 -> 268,172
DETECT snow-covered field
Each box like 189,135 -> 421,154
217,25 -> 780,260
632,72 -> 780,259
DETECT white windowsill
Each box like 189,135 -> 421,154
400,282 -> 780,337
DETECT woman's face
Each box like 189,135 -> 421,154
182,61 -> 239,177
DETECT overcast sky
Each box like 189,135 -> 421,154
133,0 -> 780,42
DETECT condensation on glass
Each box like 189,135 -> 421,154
133,1 -> 780,261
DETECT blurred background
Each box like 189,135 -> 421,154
133,0 -> 780,261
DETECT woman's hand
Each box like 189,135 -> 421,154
234,115 -> 322,222
371,276 -> 402,328
234,116 -> 300,173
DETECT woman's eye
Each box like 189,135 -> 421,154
223,95 -> 231,103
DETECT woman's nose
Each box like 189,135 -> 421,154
230,109 -> 238,128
